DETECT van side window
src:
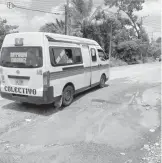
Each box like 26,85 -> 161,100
49,47 -> 82,66
73,48 -> 82,64
91,48 -> 97,62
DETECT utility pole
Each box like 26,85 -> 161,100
65,0 -> 69,35
109,23 -> 113,60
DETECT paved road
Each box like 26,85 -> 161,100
0,63 -> 161,163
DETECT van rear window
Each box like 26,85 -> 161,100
0,47 -> 43,68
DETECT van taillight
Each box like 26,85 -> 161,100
1,75 -> 5,83
43,71 -> 50,89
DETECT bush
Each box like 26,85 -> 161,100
114,40 -> 141,64
145,57 -> 156,63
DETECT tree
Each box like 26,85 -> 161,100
69,0 -> 94,36
139,27 -> 149,42
0,18 -> 18,48
70,0 -> 93,26
147,37 -> 161,60
82,11 -> 121,54
40,19 -> 65,34
104,0 -> 145,39
39,0 -> 93,36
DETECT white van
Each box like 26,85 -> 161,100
0,32 -> 109,106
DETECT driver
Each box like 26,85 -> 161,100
66,51 -> 73,63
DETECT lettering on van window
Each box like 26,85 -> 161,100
10,52 -> 27,63
4,86 -> 37,95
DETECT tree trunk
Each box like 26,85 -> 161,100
131,20 -> 140,39
122,11 -> 140,39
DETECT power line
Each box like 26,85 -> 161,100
12,3 -> 65,12
15,6 -> 62,15
10,0 -> 60,5
9,0 -> 65,11
16,5 -> 64,14
16,0 -> 61,4
6,2 -> 64,15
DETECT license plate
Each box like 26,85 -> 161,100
15,79 -> 23,85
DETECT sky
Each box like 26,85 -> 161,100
0,0 -> 161,39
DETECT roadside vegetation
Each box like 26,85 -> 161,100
0,0 -> 161,67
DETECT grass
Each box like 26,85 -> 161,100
110,57 -> 157,67
110,57 -> 128,67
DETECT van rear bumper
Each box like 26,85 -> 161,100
0,86 -> 61,105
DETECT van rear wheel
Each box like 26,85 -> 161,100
99,74 -> 106,88
62,85 -> 74,107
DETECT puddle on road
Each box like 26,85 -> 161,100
140,108 -> 160,129
136,87 -> 160,130
91,99 -> 122,106
92,120 -> 138,148
142,88 -> 160,106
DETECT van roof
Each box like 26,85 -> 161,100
7,32 -> 100,46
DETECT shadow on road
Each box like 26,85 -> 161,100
74,84 -> 109,102
2,84 -> 109,116
2,102 -> 60,116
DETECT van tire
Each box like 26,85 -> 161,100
54,97 -> 63,109
62,85 -> 74,107
99,74 -> 106,88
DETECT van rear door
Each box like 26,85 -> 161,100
0,46 -> 44,97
